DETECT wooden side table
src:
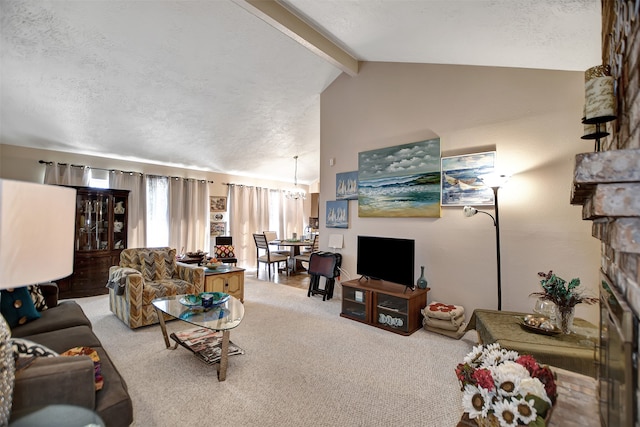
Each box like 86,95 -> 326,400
204,267 -> 245,302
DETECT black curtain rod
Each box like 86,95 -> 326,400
39,160 -> 214,183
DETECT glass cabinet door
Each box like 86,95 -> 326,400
112,193 -> 127,249
76,192 -> 110,251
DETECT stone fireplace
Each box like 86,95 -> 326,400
570,1 -> 640,426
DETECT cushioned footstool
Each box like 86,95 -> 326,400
421,301 -> 467,339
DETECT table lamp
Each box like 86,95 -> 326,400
0,179 -> 76,425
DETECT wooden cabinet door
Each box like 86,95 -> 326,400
206,276 -> 226,293
226,272 -> 244,301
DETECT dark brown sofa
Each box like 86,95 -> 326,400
10,283 -> 133,426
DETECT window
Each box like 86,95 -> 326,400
146,176 -> 169,247
89,169 -> 108,188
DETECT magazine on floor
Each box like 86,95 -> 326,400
170,327 -> 245,365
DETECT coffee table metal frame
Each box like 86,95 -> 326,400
152,294 -> 244,381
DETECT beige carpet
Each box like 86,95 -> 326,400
75,277 -> 478,426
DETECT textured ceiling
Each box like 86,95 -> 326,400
0,0 -> 601,184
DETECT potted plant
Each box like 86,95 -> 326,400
530,270 -> 598,333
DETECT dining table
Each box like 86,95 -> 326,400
268,239 -> 314,272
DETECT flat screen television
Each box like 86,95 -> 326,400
357,235 -> 415,287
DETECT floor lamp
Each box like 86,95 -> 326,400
0,180 -> 76,424
463,174 -> 509,310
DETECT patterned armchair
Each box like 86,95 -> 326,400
108,247 -> 204,329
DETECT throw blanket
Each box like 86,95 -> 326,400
106,267 -> 140,295
422,314 -> 466,331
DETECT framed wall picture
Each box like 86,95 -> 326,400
326,200 -> 348,228
441,151 -> 496,206
211,212 -> 227,222
210,221 -> 226,236
358,138 -> 441,218
210,196 -> 227,212
336,171 -> 358,200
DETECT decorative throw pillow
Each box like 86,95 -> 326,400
215,245 -> 235,258
28,285 -> 48,311
11,338 -> 59,358
1,288 -> 41,328
61,346 -> 104,391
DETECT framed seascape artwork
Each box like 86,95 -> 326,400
210,196 -> 227,212
326,200 -> 348,228
358,138 -> 441,218
441,151 -> 496,206
336,171 -> 358,200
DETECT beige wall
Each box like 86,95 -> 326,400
320,62 -> 600,323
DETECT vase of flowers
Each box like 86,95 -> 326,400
456,343 -> 557,427
530,270 -> 598,334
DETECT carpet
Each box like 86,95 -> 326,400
75,277 -> 478,426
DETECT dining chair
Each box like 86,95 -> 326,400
293,234 -> 319,273
253,233 -> 289,279
262,230 -> 290,257
214,236 -> 238,265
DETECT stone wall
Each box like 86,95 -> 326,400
572,0 -> 640,315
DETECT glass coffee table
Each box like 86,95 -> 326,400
152,294 -> 244,381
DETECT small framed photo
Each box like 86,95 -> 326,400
210,222 -> 226,236
210,196 -> 227,212
211,212 -> 227,222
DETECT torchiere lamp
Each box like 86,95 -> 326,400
0,179 -> 76,424
463,173 -> 510,310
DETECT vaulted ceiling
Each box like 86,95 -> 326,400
0,0 -> 601,184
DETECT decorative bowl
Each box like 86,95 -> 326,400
204,262 -> 223,270
179,292 -> 229,308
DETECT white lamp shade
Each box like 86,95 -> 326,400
0,180 -> 76,288
479,173 -> 510,189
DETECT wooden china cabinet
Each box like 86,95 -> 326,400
57,186 -> 129,298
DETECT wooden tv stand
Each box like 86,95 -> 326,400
340,278 -> 429,335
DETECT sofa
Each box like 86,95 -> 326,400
9,283 -> 133,426
108,247 -> 204,329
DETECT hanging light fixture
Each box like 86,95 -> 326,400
285,155 -> 306,200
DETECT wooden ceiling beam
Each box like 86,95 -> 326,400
234,0 -> 359,76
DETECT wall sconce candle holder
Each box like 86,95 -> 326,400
581,65 -> 617,152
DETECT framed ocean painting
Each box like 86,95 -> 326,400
358,138 -> 441,218
336,171 -> 358,200
441,151 -> 496,206
326,200 -> 348,228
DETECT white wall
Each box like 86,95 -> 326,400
319,62 -> 600,323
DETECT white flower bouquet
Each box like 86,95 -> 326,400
455,343 -> 557,427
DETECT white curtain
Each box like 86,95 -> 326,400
43,163 -> 91,186
169,178 -> 209,254
270,190 -> 304,240
109,171 -> 146,248
228,185 -> 270,270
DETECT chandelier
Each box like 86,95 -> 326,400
285,155 -> 306,200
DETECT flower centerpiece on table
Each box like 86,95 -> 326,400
456,343 -> 557,427
530,270 -> 598,333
